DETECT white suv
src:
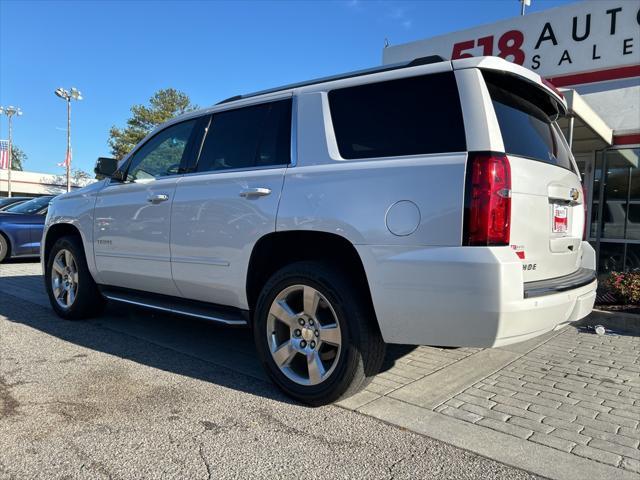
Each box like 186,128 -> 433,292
42,56 -> 597,405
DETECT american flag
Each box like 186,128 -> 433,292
0,140 -> 9,170
58,148 -> 71,168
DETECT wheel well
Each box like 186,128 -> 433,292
246,231 -> 374,314
43,223 -> 83,267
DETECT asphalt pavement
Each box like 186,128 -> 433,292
0,260 -> 540,480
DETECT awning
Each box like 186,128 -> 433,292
557,89 -> 613,154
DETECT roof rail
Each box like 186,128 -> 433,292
216,55 -> 446,105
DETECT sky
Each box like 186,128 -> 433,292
0,0 -> 576,174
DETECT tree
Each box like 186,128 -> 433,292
72,168 -> 93,183
49,168 -> 95,190
10,145 -> 26,171
108,88 -> 198,160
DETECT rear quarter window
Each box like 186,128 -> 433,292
484,71 -> 572,171
328,72 -> 466,159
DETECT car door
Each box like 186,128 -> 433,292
29,206 -> 49,254
93,117 -> 205,295
171,97 -> 292,308
0,213 -> 34,256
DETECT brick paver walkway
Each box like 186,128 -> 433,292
435,327 -> 640,472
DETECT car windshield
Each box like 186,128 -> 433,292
4,196 -> 53,214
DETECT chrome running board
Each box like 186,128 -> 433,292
100,286 -> 248,326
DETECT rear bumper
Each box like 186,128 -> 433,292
524,268 -> 597,298
356,242 -> 597,348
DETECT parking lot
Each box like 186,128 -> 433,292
1,260 -> 638,479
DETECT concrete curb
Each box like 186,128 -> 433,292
353,396 -> 638,480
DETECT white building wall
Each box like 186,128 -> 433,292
0,169 -> 94,197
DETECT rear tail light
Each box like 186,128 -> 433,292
463,152 -> 511,246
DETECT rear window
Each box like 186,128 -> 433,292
484,71 -> 572,170
328,72 -> 466,159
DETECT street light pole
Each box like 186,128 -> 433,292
0,105 -> 23,198
55,87 -> 82,193
66,96 -> 71,193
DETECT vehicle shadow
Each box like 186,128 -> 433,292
2,257 -> 40,264
0,278 -> 415,406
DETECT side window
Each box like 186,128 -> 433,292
328,72 -> 466,159
196,99 -> 291,173
126,119 -> 197,181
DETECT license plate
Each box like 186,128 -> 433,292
553,204 -> 568,233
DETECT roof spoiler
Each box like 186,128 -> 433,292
452,56 -> 567,114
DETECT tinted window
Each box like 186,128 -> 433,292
127,119 -> 197,181
0,198 -> 27,210
196,99 -> 291,172
5,196 -> 53,214
627,203 -> 640,224
485,73 -> 572,170
328,72 -> 466,159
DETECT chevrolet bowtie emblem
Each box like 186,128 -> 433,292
570,188 -> 580,201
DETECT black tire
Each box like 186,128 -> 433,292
45,235 -> 105,320
0,234 -> 8,263
254,261 -> 385,406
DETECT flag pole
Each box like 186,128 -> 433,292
7,114 -> 12,197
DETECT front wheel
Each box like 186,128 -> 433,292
254,261 -> 385,406
45,235 -> 105,320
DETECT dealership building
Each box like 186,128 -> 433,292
385,0 -> 639,274
0,169 -> 89,197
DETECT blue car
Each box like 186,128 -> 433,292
0,196 -> 31,211
0,195 -> 55,262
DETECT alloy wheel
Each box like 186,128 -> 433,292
267,284 -> 342,386
51,249 -> 79,309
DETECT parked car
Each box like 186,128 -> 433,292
0,196 -> 31,211
42,56 -> 596,405
0,195 -> 55,263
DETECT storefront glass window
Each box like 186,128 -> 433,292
591,148 -> 640,274
599,150 -> 631,239
626,153 -> 640,240
598,242 -> 626,273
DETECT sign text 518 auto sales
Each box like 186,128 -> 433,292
451,4 -> 640,73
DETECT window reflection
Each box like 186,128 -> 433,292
598,242 -> 626,274
592,148 -> 640,274
594,149 -> 640,240
626,244 -> 640,272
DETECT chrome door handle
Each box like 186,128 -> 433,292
147,194 -> 169,204
239,187 -> 271,198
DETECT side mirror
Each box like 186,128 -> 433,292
94,157 -> 123,181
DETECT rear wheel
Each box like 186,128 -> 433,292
0,234 -> 8,263
45,235 -> 105,319
254,261 -> 385,405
